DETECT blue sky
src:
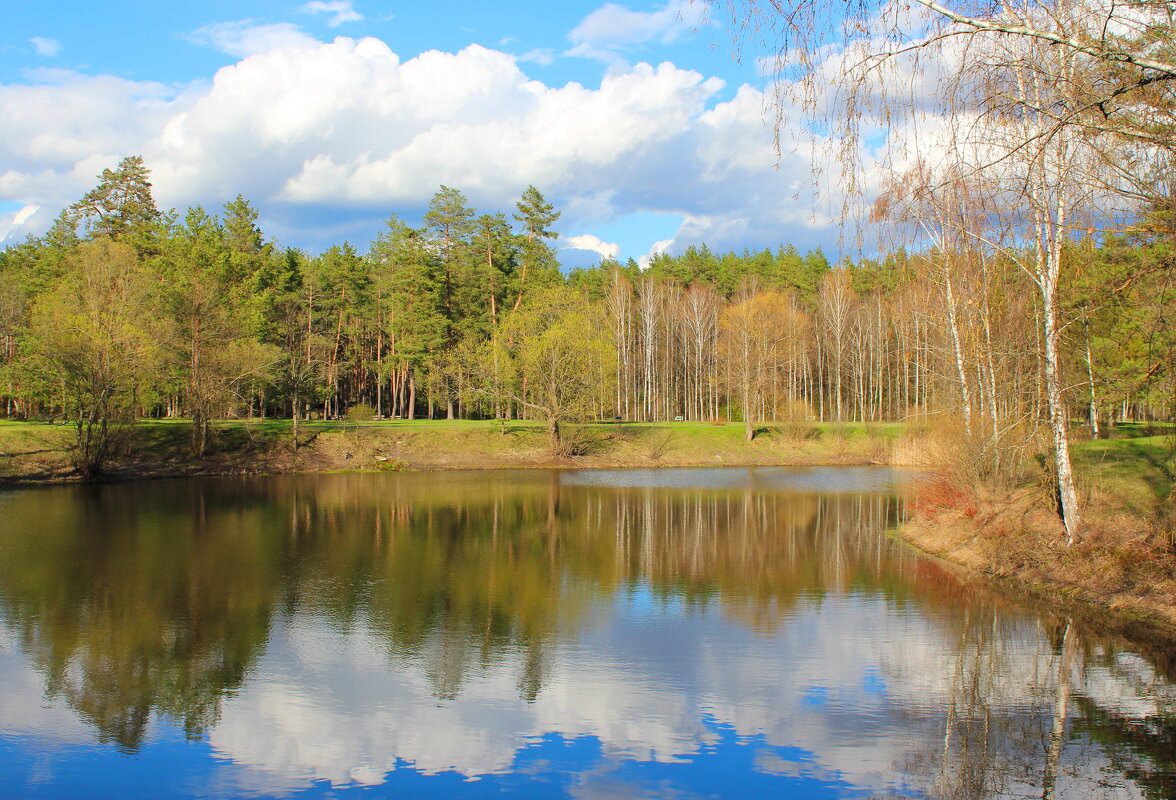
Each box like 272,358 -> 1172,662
0,1 -> 854,265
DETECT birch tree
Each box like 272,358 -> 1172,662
713,0 -> 1171,541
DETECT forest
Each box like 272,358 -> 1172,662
0,155 -> 1171,486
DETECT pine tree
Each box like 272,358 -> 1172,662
512,185 -> 561,310
71,156 -> 161,242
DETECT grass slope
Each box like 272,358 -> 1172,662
0,417 -> 902,483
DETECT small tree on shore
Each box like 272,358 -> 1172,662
492,286 -> 613,452
27,240 -> 161,476
719,288 -> 795,440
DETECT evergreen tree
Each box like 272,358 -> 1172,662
511,185 -> 561,310
71,156 -> 161,242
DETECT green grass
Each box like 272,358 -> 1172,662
0,415 -> 902,479
1073,432 -> 1175,511
2,415 -> 1167,487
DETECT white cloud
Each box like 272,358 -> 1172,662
0,33 -> 879,253
637,238 -> 672,269
0,204 -> 40,243
565,234 -> 620,260
299,1 -> 364,27
0,69 -> 186,217
568,0 -> 706,61
184,20 -> 318,58
29,37 -> 61,57
518,48 -> 556,66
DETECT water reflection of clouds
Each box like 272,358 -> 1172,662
2,587 -> 1171,798
2,472 -> 1173,799
202,596 -> 951,795
199,593 -> 1173,799
0,630 -> 93,746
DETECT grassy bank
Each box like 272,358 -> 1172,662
899,423 -> 1176,628
0,417 -> 903,484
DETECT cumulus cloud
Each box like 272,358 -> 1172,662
184,20 -> 318,58
0,69 -> 187,219
29,37 -> 61,57
565,234 -> 620,260
299,1 -> 364,27
0,32 -> 879,254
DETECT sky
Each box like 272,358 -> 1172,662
0,1 -> 863,267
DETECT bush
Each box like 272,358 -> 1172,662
555,425 -> 605,457
772,420 -> 822,442
645,429 -> 676,460
896,413 -> 1046,489
346,404 -> 376,422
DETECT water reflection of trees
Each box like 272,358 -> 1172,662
0,483 -> 281,750
894,606 -> 1176,800
264,474 -> 915,698
0,474 -> 907,747
0,471 -> 1172,798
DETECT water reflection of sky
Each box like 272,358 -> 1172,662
4,591 -> 1156,799
199,593 -> 935,798
559,466 -> 912,493
0,469 -> 1173,799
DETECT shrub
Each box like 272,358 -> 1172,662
645,429 -> 676,460
346,404 -> 376,422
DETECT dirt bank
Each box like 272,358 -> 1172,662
897,480 -> 1176,631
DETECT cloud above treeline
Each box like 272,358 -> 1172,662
0,21 -> 866,259
299,1 -> 364,28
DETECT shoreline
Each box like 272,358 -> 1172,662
4,420 -> 1172,639
889,521 -> 1176,673
0,451 -> 896,487
0,419 -> 899,486
893,494 -> 1176,634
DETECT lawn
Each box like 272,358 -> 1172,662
1073,429 -> 1175,512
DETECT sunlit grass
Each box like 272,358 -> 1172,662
1074,433 -> 1175,510
0,415 -> 1168,488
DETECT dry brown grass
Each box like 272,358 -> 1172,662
892,413 -> 1046,487
902,476 -> 1176,628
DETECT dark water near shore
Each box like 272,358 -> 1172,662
0,467 -> 1173,799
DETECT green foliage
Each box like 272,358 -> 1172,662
28,239 -> 163,475
501,286 -> 615,449
70,155 -> 161,244
1,161 -> 1169,479
513,184 -> 561,240
511,185 -> 562,309
346,403 -> 376,421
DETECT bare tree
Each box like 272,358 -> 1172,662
817,270 -> 855,422
710,0 -> 1168,541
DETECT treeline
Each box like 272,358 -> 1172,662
0,157 -> 1171,473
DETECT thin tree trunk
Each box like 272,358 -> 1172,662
1083,320 -> 1099,439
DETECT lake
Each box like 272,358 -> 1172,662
0,467 -> 1173,798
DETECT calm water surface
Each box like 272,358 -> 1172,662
0,467 -> 1173,799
